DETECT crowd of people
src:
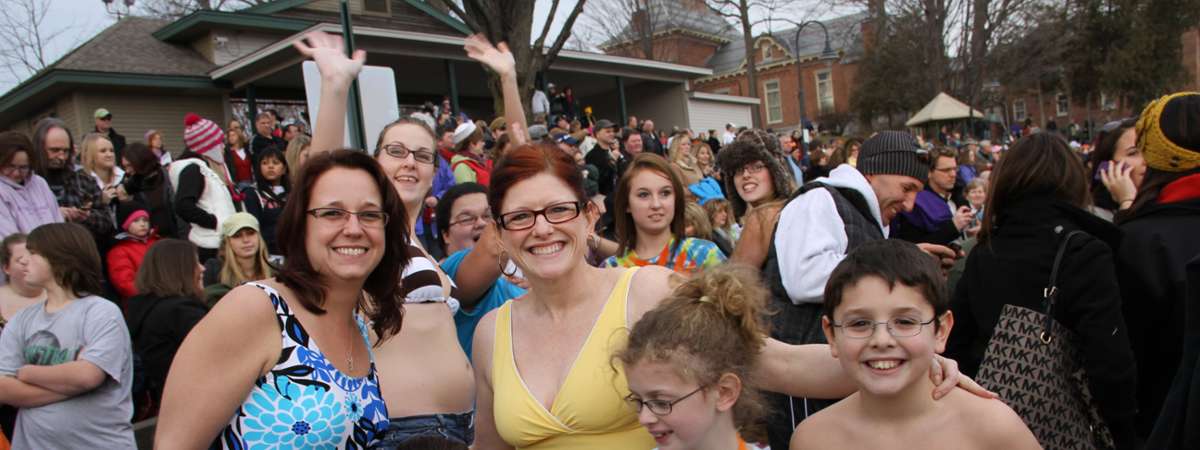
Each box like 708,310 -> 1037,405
0,28 -> 1197,450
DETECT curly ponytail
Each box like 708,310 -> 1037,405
615,264 -> 770,435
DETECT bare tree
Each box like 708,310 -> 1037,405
0,0 -> 76,88
133,0 -> 271,20
704,0 -> 796,128
436,0 -> 589,118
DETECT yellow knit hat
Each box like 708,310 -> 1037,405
1136,91 -> 1200,172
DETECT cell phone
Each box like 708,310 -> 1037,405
947,242 -> 962,254
1095,161 -> 1110,181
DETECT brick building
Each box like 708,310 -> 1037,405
601,0 -> 866,132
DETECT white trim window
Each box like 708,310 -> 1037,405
1101,92 -> 1117,111
1056,93 -> 1069,117
815,69 -> 834,113
764,79 -> 782,124
363,0 -> 390,14
1013,99 -> 1027,122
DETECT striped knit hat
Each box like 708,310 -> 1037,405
183,113 -> 225,157
857,131 -> 928,184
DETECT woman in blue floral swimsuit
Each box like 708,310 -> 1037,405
155,150 -> 413,449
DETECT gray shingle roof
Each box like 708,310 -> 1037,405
707,12 -> 867,76
602,0 -> 737,48
54,17 -> 215,76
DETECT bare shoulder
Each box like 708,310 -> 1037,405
201,282 -> 279,336
471,306 -> 503,381
627,265 -> 677,323
790,400 -> 852,450
945,389 -> 1041,449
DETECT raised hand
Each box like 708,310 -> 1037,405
1100,161 -> 1138,209
293,31 -> 367,86
464,34 -> 516,79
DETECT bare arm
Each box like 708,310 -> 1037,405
155,285 -> 279,449
16,361 -> 106,396
464,34 -> 527,146
730,205 -> 779,268
0,375 -> 71,408
470,310 -> 515,450
294,32 -> 366,154
756,339 -> 856,399
453,225 -> 505,308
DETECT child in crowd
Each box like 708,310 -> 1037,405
791,240 -> 1037,449
107,202 -> 159,304
618,265 -> 770,450
0,223 -> 136,449
704,198 -> 741,245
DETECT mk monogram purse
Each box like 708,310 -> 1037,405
976,229 -> 1116,449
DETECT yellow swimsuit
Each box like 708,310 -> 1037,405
492,267 -> 654,449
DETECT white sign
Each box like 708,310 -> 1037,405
302,61 -> 400,149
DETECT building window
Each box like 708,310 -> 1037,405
363,0 -> 389,14
1056,93 -> 1069,117
713,88 -> 731,95
1013,99 -> 1027,122
815,70 -> 834,113
1101,92 -> 1117,111
764,79 -> 782,124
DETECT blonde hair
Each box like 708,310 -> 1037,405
286,134 -> 312,173
704,198 -> 735,235
683,202 -> 714,241
80,132 -> 114,180
227,128 -> 247,150
217,230 -> 274,287
616,265 -> 769,437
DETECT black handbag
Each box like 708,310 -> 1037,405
976,228 -> 1116,449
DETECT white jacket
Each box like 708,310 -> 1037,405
168,158 -> 236,250
774,164 -> 888,304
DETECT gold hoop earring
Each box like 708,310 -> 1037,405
497,246 -> 518,278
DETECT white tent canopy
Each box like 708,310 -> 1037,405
905,92 -> 986,127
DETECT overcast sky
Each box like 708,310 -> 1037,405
3,0 -> 850,94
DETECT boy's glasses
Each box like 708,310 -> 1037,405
830,317 -> 936,339
625,385 -> 706,416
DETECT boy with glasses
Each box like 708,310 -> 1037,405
791,239 -> 1039,449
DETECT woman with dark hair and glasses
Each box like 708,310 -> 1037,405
295,31 -> 533,447
156,149 -> 408,448
1089,118 -> 1143,220
0,131 -> 61,243
945,132 -> 1139,448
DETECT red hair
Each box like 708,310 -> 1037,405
488,143 -> 586,216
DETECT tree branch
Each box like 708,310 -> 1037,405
543,0 -> 589,69
437,0 -> 480,34
534,0 -> 562,51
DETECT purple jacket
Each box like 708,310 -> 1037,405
0,175 -> 63,239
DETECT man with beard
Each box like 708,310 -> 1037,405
891,146 -> 973,245
32,119 -> 114,242
759,130 -> 958,449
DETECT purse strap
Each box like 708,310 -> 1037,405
1041,227 -> 1085,344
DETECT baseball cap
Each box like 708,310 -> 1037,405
594,119 -> 618,130
94,108 -> 113,119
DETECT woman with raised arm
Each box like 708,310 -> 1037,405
155,150 -> 408,448
294,31 -> 530,447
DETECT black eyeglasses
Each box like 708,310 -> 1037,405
737,161 -> 767,176
378,143 -> 437,165
306,207 -> 389,228
625,385 -> 706,416
495,201 -> 584,231
830,317 -> 937,339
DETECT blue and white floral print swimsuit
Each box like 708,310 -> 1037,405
219,283 -> 389,449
